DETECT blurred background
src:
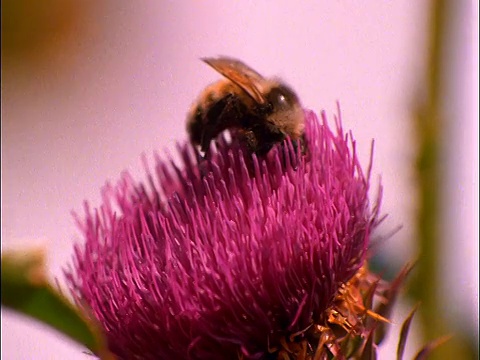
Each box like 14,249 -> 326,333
1,1 -> 477,359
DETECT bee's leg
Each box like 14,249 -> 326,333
296,133 -> 308,156
242,130 -> 259,153
253,123 -> 284,157
199,130 -> 214,156
254,143 -> 274,157
200,93 -> 242,154
196,149 -> 211,178
187,106 -> 206,146
194,145 -> 208,164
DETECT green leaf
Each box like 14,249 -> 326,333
340,334 -> 364,358
1,248 -> 115,360
397,303 -> 419,360
413,335 -> 453,360
374,261 -> 416,345
359,330 -> 377,360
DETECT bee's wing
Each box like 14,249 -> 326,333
201,57 -> 267,105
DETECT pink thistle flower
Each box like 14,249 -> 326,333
64,106 -> 382,360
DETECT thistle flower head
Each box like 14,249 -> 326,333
65,107 -> 382,359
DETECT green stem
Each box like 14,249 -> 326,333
410,1 -> 477,359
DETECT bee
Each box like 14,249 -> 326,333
187,56 -> 305,156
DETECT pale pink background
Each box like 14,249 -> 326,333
2,1 -> 477,359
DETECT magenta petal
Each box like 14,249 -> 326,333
65,107 -> 382,360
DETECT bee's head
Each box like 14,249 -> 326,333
262,83 -> 305,139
